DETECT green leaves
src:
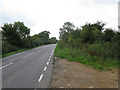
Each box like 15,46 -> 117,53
2,22 -> 30,47
57,21 -> 119,70
2,21 -> 58,55
59,22 -> 75,40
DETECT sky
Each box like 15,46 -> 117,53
0,0 -> 119,39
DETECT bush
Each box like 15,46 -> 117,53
2,41 -> 19,54
55,44 -> 119,70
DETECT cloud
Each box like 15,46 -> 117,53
0,0 -> 118,39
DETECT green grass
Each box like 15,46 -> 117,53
2,44 -> 47,58
2,49 -> 28,58
55,45 -> 119,71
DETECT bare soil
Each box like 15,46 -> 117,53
50,57 -> 118,88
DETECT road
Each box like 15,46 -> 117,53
1,44 -> 56,88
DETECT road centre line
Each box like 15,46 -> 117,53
44,66 -> 47,71
51,49 -> 54,54
51,53 -> 52,56
23,53 -> 33,59
0,62 -> 13,69
23,55 -> 28,59
38,74 -> 44,82
47,62 -> 49,65
49,59 -> 50,61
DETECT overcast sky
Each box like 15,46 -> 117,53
0,0 -> 119,39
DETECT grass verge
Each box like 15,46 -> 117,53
2,44 -> 47,58
55,45 -> 119,71
2,49 -> 27,58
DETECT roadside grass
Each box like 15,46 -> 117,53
55,45 -> 119,71
2,49 -> 27,58
2,44 -> 47,58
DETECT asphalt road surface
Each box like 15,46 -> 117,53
2,44 -> 56,88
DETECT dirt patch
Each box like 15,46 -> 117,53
50,57 -> 118,88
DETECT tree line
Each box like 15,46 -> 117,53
58,21 -> 120,60
1,21 -> 58,55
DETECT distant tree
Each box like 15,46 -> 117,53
38,31 -> 50,44
2,22 -> 30,47
80,21 -> 105,43
13,22 -> 30,39
92,21 -> 106,31
59,22 -> 75,42
102,28 -> 116,42
50,37 -> 58,44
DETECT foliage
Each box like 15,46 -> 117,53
2,41 -> 19,54
2,22 -> 30,47
1,21 -> 57,56
50,37 -> 58,44
57,21 -> 119,70
2,49 -> 27,58
55,45 -> 119,71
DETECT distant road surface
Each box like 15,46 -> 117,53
2,44 -> 56,88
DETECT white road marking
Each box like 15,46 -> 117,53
52,51 -> 53,54
49,59 -> 50,61
47,62 -> 49,65
0,62 -> 13,69
23,53 -> 33,59
50,56 -> 51,58
44,66 -> 47,71
51,49 -> 54,54
38,74 -> 44,82
51,53 -> 52,56
29,53 -> 33,56
23,55 -> 28,59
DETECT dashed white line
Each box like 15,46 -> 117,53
44,66 -> 47,71
23,55 -> 28,59
23,53 -> 33,59
0,62 -> 13,69
52,49 -> 54,53
38,48 -> 55,83
51,53 -> 52,56
51,51 -> 53,54
38,74 -> 44,82
49,59 -> 50,61
47,62 -> 49,65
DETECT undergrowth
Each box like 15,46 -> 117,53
55,45 -> 119,71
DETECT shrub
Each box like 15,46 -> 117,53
2,41 -> 19,54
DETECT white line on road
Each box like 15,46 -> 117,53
23,55 -> 28,59
49,59 -> 50,61
50,56 -> 51,58
0,62 -> 13,69
52,51 -> 53,54
51,53 -> 52,56
38,74 -> 44,82
52,49 -> 54,54
23,53 -> 33,59
47,62 -> 49,65
44,66 -> 47,71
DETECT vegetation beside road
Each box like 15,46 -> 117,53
2,49 -> 27,58
55,21 -> 120,71
2,44 -> 46,58
1,21 -> 58,57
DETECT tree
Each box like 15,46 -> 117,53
80,22 -> 105,44
2,22 -> 30,47
102,28 -> 116,42
38,31 -> 50,44
50,37 -> 58,44
13,22 -> 30,39
59,22 -> 75,39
